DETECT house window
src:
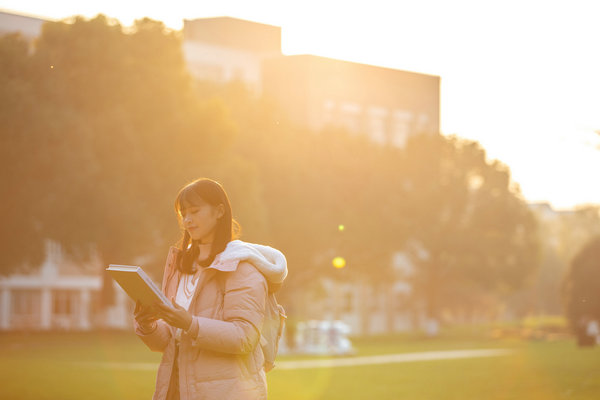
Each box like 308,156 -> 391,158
52,290 -> 77,316
12,290 -> 39,316
11,290 -> 41,328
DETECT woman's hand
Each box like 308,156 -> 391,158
134,301 -> 158,332
155,297 -> 193,331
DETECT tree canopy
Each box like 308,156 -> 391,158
393,134 -> 539,319
0,16 -> 236,272
1,15 -> 540,322
193,81 -> 540,315
563,236 -> 600,337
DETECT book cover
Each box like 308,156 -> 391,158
106,264 -> 173,308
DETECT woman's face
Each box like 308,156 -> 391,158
180,199 -> 224,244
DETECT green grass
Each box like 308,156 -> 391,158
1,329 -> 599,399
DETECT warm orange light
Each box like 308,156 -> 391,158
332,256 -> 346,269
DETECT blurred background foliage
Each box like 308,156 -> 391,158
1,15 -> 599,325
562,236 -> 600,345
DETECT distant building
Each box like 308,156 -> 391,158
295,250 -> 417,336
0,240 -> 129,331
262,54 -> 440,145
182,17 -> 281,93
1,11 -> 440,145
0,10 -> 46,39
183,17 -> 440,145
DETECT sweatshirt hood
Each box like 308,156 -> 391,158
210,240 -> 287,285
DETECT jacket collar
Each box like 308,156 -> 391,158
207,258 -> 240,272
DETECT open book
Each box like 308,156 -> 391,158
106,264 -> 173,309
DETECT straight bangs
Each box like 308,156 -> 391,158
175,185 -> 208,220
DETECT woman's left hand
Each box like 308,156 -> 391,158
155,297 -> 193,331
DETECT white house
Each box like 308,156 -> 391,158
0,240 -> 129,331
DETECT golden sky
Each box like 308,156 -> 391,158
3,0 -> 599,210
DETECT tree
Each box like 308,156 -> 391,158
0,32 -> 49,270
562,236 -> 600,346
0,15 -> 237,274
396,134 -> 540,323
191,81 -> 541,328
1,16 -> 542,336
515,204 -> 600,317
193,82 -> 407,303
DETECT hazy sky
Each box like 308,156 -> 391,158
2,0 -> 599,210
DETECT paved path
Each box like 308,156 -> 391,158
80,348 -> 513,371
275,348 -> 513,370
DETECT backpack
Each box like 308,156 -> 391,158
217,271 -> 286,372
261,292 -> 286,372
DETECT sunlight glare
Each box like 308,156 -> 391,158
332,256 -> 346,269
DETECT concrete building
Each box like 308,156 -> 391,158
182,17 -> 282,93
1,11 -> 440,145
183,17 -> 440,145
0,240 -> 129,331
0,10 -> 46,39
262,54 -> 440,146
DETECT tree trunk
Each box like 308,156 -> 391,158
384,282 -> 395,334
423,258 -> 441,336
425,265 -> 440,321
359,282 -> 370,336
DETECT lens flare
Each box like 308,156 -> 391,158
332,256 -> 346,269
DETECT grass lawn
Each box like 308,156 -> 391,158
1,329 -> 598,400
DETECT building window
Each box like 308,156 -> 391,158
52,290 -> 80,329
366,106 -> 389,144
12,290 -> 39,316
231,66 -> 246,82
342,292 -> 354,313
339,102 -> 362,133
190,64 -> 224,82
415,113 -> 430,134
52,290 -> 77,316
391,110 -> 413,147
322,100 -> 337,126
11,290 -> 41,328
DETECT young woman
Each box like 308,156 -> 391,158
134,178 -> 287,400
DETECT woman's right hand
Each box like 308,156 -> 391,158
134,301 -> 158,332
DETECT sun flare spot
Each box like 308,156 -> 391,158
332,256 -> 346,269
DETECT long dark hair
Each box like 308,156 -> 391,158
174,178 -> 239,273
